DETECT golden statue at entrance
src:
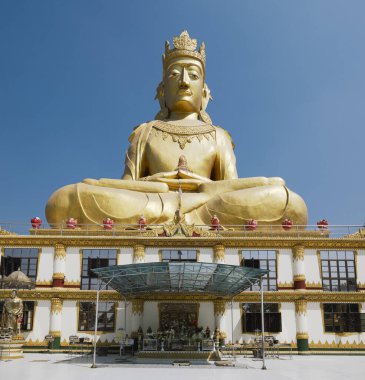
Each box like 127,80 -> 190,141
46,31 -> 307,227
1,290 -> 23,335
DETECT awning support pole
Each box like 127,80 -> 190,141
91,276 -> 115,369
260,276 -> 267,370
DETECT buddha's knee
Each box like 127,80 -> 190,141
45,184 -> 82,225
285,189 -> 308,226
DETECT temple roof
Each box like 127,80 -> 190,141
92,262 -> 268,298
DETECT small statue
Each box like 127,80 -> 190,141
1,290 -> 23,336
205,326 -> 211,339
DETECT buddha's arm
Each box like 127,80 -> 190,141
82,178 -> 169,193
199,177 -> 285,195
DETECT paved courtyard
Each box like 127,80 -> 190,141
1,353 -> 365,380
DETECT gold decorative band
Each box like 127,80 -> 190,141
295,299 -> 307,315
292,245 -> 305,261
51,297 -> 63,314
214,299 -> 226,316
296,332 -> 309,340
52,272 -> 65,280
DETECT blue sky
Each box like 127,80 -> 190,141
0,0 -> 364,226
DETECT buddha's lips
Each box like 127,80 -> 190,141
178,88 -> 192,95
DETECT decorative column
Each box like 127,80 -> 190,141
133,245 -> 145,263
131,299 -> 144,333
295,299 -> 309,353
49,297 -> 63,349
292,245 -> 306,290
214,244 -> 225,264
52,244 -> 66,287
213,299 -> 227,343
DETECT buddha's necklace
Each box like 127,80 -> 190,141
153,120 -> 216,149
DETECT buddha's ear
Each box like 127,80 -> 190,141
201,83 -> 213,112
199,83 -> 213,124
154,81 -> 169,120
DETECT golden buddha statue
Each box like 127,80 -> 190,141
1,290 -> 23,335
46,31 -> 307,227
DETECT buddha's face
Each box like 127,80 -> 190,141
164,57 -> 204,114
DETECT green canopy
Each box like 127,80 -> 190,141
92,262 -> 268,297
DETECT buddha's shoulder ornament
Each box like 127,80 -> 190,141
151,120 -> 216,150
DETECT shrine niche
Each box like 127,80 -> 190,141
159,303 -> 199,332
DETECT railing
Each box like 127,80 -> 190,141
0,222 -> 364,239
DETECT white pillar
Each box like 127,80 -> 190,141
292,245 -> 306,290
52,244 -> 66,287
295,299 -> 309,353
49,297 -> 63,338
214,299 -> 227,342
214,244 -> 225,264
131,299 -> 144,333
133,245 -> 145,263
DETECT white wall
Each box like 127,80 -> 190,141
225,248 -> 240,265
37,247 -> 54,284
357,250 -> 365,284
24,300 -> 50,343
305,249 -> 322,284
65,248 -> 81,284
277,249 -> 293,285
118,247 -> 133,264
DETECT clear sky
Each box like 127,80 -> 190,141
0,0 -> 364,226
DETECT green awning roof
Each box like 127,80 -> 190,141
92,262 -> 268,297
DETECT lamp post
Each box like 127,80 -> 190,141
260,276 -> 266,370
91,276 -> 115,369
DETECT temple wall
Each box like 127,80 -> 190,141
65,248 -> 81,284
37,247 -> 53,284
198,302 -> 214,329
119,247 -> 133,264
305,249 -> 322,285
277,249 -> 293,285
143,302 -> 159,332
24,300 -> 50,344
357,250 -> 365,284
225,248 -> 240,265
145,247 -> 160,262
61,300 -> 78,342
307,302 -> 365,346
198,248 -> 213,262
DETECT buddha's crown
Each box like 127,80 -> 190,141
163,31 -> 206,71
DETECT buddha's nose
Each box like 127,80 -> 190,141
180,68 -> 190,87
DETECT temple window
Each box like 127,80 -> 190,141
78,301 -> 115,332
240,250 -> 277,291
320,251 -> 357,291
161,249 -> 198,262
0,300 -> 35,331
242,303 -> 282,333
80,249 -> 117,290
323,303 -> 364,332
0,248 -> 39,283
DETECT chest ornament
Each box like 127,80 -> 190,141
152,120 -> 216,149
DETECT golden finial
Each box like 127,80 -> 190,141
173,30 -> 197,51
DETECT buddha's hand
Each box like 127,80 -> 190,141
82,178 -> 169,193
199,177 -> 286,195
141,170 -> 212,183
141,170 -> 212,191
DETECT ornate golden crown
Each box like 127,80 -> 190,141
163,30 -> 206,71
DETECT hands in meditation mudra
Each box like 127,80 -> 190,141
46,31 -> 307,227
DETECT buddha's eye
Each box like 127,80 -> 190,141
169,70 -> 180,78
189,72 -> 199,80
